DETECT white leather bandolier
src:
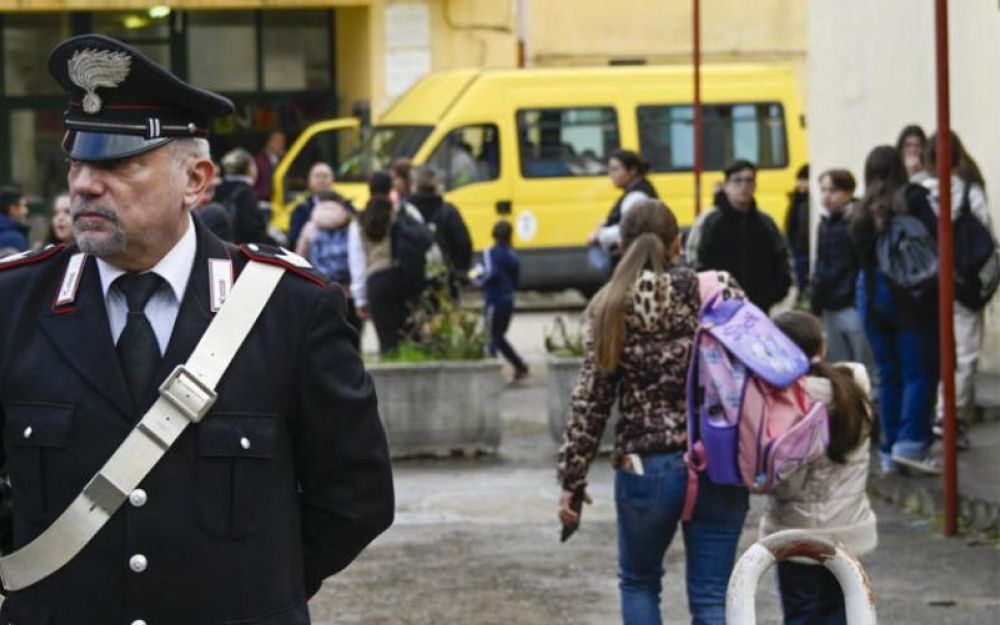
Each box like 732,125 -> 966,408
0,260 -> 286,591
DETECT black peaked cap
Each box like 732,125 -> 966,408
49,34 -> 234,161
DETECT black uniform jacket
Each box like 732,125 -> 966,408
0,219 -> 394,624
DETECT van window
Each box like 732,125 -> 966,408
425,124 -> 501,191
338,125 -> 433,182
517,108 -> 619,178
637,103 -> 787,172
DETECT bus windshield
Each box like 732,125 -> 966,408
337,125 -> 433,182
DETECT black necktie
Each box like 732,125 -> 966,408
114,272 -> 165,408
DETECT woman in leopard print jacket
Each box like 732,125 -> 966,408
557,199 -> 747,625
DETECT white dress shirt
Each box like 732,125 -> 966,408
97,215 -> 197,355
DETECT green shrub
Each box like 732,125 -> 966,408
544,315 -> 584,357
380,283 -> 487,363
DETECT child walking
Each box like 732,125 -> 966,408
481,221 -> 528,381
763,311 -> 878,625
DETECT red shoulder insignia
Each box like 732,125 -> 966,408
0,244 -> 66,271
238,243 -> 327,288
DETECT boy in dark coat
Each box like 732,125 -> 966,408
480,221 -> 528,380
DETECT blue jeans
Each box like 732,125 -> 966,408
777,562 -> 846,625
616,452 -> 749,625
856,271 -> 938,456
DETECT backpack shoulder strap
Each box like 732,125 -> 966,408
696,270 -> 724,314
0,260 -> 286,591
959,180 -> 972,216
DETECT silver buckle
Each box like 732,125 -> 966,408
158,365 -> 217,423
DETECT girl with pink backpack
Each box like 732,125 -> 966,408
762,311 -> 878,625
557,199 -> 748,625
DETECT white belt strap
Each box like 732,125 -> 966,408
0,260 -> 286,591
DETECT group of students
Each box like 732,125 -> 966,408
805,126 -> 993,471
285,158 -> 527,377
557,128 -> 995,625
280,160 -> 472,355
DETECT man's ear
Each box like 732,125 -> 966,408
183,157 -> 214,209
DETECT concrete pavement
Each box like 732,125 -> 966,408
324,312 -> 1000,623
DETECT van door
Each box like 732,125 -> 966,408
424,123 -> 511,254
510,106 -> 622,291
270,118 -> 361,231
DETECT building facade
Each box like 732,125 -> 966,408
808,0 -> 1000,371
1,0 -> 807,202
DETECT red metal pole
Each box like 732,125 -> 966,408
934,0 -> 958,537
693,0 -> 703,216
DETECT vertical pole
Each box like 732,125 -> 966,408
934,0 -> 958,537
693,0 -> 703,216
516,0 -> 528,68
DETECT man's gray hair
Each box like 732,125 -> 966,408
169,137 -> 211,162
221,147 -> 255,176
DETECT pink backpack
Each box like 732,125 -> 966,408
682,273 -> 829,520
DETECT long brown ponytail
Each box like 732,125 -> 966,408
589,199 -> 679,372
773,311 -> 875,463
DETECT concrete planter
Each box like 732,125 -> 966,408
369,360 -> 503,457
547,355 -> 617,451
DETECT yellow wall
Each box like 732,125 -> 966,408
335,5 -> 372,118
0,0 -> 368,9
363,0 -> 518,116
359,0 -> 808,116
525,0 -> 808,99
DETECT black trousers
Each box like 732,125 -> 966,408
485,299 -> 525,370
367,268 -> 408,355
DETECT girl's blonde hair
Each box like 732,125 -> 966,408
589,199 -> 679,372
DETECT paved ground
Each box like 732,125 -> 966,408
326,311 -> 1000,624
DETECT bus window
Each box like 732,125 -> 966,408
425,124 -> 501,190
516,107 -> 619,178
637,103 -> 788,172
337,125 -> 433,182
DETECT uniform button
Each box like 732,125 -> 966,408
248,244 -> 260,252
129,489 -> 148,508
132,620 -> 148,625
22,426 -> 32,439
129,554 -> 148,573
240,437 -> 251,450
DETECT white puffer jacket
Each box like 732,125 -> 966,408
759,362 -> 878,559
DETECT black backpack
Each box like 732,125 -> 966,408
877,211 -> 938,302
953,183 -> 1000,310
391,212 -> 436,300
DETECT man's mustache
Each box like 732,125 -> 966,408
71,198 -> 121,225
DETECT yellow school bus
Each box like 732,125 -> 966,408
272,64 -> 806,292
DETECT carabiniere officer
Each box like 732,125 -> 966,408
0,34 -> 394,624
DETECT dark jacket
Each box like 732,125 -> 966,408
482,243 -> 519,305
0,213 -> 29,255
0,220 -> 394,624
408,192 -> 473,275
785,190 -> 810,255
288,195 -> 318,253
603,178 -> 659,228
215,176 -> 271,245
195,202 -> 235,243
810,204 -> 859,314
694,191 -> 792,312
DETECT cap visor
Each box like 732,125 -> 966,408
64,131 -> 173,162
